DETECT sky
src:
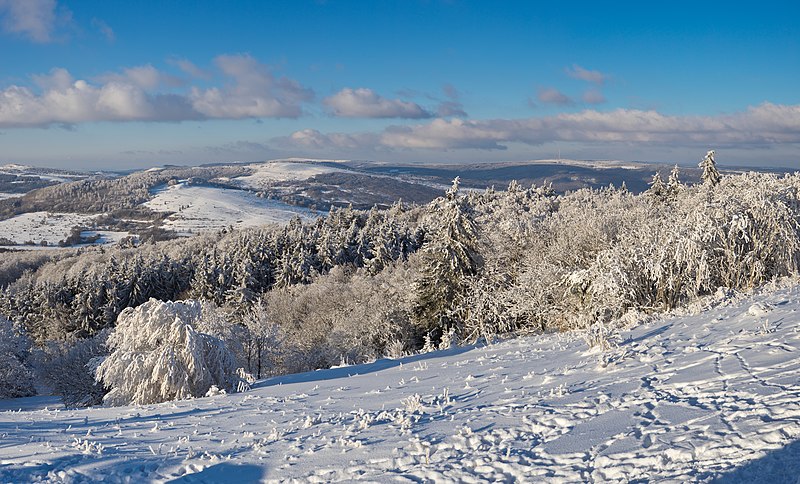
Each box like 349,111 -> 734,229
0,0 -> 798,171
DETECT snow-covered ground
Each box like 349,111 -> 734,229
0,212 -> 129,248
78,230 -> 133,246
0,165 -> 87,183
143,183 -> 317,233
0,193 -> 21,200
2,283 -> 800,483
0,212 -> 95,245
232,161 -> 349,189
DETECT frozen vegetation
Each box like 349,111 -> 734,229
2,154 -> 800,481
1,281 -> 800,482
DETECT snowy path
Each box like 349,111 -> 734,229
2,284 -> 800,482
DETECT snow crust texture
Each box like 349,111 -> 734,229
2,284 -> 800,482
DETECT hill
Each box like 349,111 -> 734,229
1,281 -> 799,482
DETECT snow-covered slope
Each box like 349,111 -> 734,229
142,183 -> 317,233
233,161 -> 349,188
2,284 -> 800,482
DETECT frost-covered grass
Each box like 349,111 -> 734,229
142,182 -> 317,233
2,282 -> 799,482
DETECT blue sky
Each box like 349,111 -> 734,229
0,0 -> 798,170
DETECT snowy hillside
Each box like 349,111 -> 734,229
142,182 -> 317,233
2,282 -> 799,483
233,161 -> 349,187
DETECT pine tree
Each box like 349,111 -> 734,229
667,164 -> 682,199
699,150 -> 721,186
0,317 -> 35,399
647,172 -> 667,200
411,178 -> 482,346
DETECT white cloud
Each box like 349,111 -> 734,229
323,88 -> 432,118
437,83 -> 467,117
98,65 -> 181,90
582,89 -> 606,105
442,83 -> 460,100
565,64 -> 608,84
437,101 -> 468,117
274,128 -> 379,150
190,54 -> 313,118
537,87 -> 573,105
0,55 -> 313,127
91,17 -> 114,42
0,0 -> 65,43
171,58 -> 212,79
276,103 -> 800,152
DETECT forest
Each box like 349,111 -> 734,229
2,156 -> 799,407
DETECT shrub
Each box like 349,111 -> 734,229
0,317 -> 35,399
95,299 -> 242,406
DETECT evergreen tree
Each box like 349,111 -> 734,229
667,164 -> 683,199
0,317 -> 35,398
699,150 -> 721,186
647,172 -> 667,200
411,178 -> 482,346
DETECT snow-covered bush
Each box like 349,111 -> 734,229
95,299 -> 242,406
38,330 -> 109,408
263,265 -> 416,373
0,317 -> 36,399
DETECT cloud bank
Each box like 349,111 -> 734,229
0,0 -> 63,43
323,88 -> 432,118
277,103 -> 800,152
0,55 -> 313,127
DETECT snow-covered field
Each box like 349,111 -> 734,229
2,283 -> 799,482
232,161 -> 349,189
142,183 -> 317,233
0,212 -> 130,248
0,212 -> 95,245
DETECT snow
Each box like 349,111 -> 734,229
78,230 -> 132,246
2,282 -> 800,482
233,161 -> 349,189
142,183 -> 317,234
515,158 -> 649,170
0,193 -> 21,200
0,212 -> 129,248
0,212 -> 96,245
0,166 -> 86,183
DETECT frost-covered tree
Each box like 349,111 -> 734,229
699,150 -> 721,186
667,164 -> 683,199
411,178 -> 482,345
95,299 -> 242,406
39,330 -> 109,407
0,317 -> 36,399
647,172 -> 667,200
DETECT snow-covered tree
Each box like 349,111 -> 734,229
95,299 -> 242,406
412,178 -> 482,345
647,172 -> 667,200
39,330 -> 109,407
667,164 -> 683,199
0,317 -> 36,399
699,150 -> 721,186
